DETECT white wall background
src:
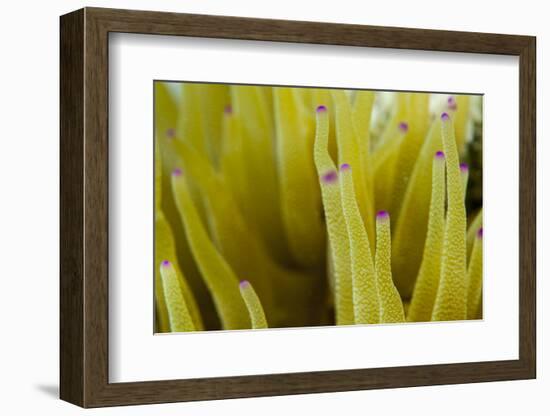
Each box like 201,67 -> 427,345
0,0 -> 545,414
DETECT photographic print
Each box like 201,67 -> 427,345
154,82 -> 483,333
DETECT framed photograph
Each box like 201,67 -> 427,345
60,7 -> 536,408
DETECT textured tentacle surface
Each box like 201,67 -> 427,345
432,113 -> 468,321
159,260 -> 196,332
391,120 -> 443,298
314,106 -> 354,325
407,152 -> 446,322
375,211 -> 405,323
340,164 -> 379,324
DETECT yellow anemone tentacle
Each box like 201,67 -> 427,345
177,83 -> 207,157
373,122 -> 409,214
375,211 -> 405,323
390,93 -> 430,221
432,113 -> 468,321
340,164 -> 379,324
352,90 -> 376,234
154,138 -> 203,331
452,95 -> 471,155
332,90 -> 375,247
159,260 -> 196,332
231,86 -> 290,264
273,87 -> 325,268
467,209 -> 483,261
461,163 -> 469,201
391,119 -> 443,298
239,280 -> 269,329
171,169 -> 250,330
196,83 -> 230,166
467,228 -> 483,319
176,139 -> 319,329
155,212 -> 204,331
313,105 -> 354,325
407,152 -> 446,322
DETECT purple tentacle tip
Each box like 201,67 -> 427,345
441,112 -> 450,121
398,122 -> 409,132
340,163 -> 351,171
172,168 -> 182,177
447,96 -> 457,111
161,260 -> 170,267
376,210 -> 390,220
460,163 -> 469,172
224,105 -> 233,115
477,227 -> 483,239
321,170 -> 338,184
435,151 -> 445,159
316,105 -> 327,113
165,128 -> 176,138
239,280 -> 250,288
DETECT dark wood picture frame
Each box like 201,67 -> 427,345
60,7 -> 536,408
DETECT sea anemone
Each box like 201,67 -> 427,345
154,82 -> 483,332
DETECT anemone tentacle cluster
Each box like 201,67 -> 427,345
154,83 -> 483,332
